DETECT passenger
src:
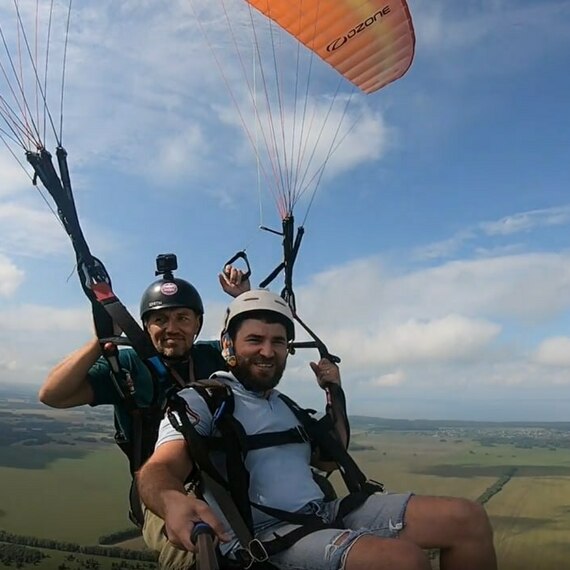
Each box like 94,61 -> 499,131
137,289 -> 498,570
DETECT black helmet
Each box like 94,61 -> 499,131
139,277 -> 204,322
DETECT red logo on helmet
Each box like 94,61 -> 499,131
161,282 -> 178,296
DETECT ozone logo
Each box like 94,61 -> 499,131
326,6 -> 391,52
161,282 -> 178,296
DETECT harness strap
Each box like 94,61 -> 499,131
167,395 -> 254,549
278,394 -> 371,494
217,415 -> 255,533
204,425 -> 309,453
171,382 -> 385,565
236,484 -> 382,565
234,520 -> 331,569
324,383 -> 350,451
335,483 -> 384,523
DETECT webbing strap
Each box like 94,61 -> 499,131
204,426 -> 309,453
214,415 -> 255,533
28,147 -> 180,530
278,394 -> 368,493
90,283 -> 166,369
169,388 -> 386,565
167,396 -> 254,549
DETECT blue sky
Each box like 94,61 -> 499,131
1,0 -> 570,421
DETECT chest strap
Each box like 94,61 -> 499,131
204,424 -> 310,454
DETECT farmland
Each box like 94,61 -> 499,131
1,385 -> 570,569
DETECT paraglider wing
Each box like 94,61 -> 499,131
245,0 -> 415,93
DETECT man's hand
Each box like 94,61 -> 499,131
310,358 -> 341,390
163,495 -> 231,553
218,264 -> 251,298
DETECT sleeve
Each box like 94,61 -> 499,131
87,348 -> 151,406
86,356 -> 117,406
155,387 -> 214,449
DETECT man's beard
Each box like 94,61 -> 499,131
232,355 -> 286,392
159,344 -> 192,362
157,336 -> 192,361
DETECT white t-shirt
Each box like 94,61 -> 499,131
156,372 -> 324,530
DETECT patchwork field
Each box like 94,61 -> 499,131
340,431 -> 570,570
1,390 -> 570,569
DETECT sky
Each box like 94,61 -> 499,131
1,0 -> 570,422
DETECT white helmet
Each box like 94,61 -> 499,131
222,289 -> 295,340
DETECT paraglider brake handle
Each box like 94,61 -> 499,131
290,341 -> 341,364
223,250 -> 251,281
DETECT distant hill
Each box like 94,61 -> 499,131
349,415 -> 570,431
1,382 -> 569,430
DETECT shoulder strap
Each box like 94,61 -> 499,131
278,392 -> 370,494
166,392 -> 254,548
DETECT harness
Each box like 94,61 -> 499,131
109,352 -> 217,527
167,377 -> 383,569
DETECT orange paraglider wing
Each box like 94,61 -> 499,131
245,0 -> 415,93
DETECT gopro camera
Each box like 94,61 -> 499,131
155,253 -> 178,277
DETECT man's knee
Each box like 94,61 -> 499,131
344,535 -> 430,570
450,498 -> 494,542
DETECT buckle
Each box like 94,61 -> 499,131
295,424 -> 310,443
366,479 -> 385,494
237,539 -> 269,569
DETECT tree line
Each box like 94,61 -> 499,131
476,467 -> 518,505
0,529 -> 157,562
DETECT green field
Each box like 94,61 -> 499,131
2,397 -> 570,569
0,447 -> 132,543
344,432 -> 570,570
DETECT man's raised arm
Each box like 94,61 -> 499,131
38,337 -> 100,408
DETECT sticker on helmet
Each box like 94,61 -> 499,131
161,282 -> 178,296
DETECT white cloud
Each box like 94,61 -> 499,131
0,202 -> 68,256
0,154 -> 31,197
218,96 -> 392,199
370,369 -> 406,388
0,303 -> 93,385
298,253 -> 570,329
331,315 -> 501,370
413,230 -> 474,260
481,206 -> 570,236
534,337 -> 570,367
0,254 -> 25,297
1,250 -> 569,418
152,125 -> 209,183
2,304 -> 90,333
416,205 -> 570,261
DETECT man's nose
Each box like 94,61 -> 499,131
259,341 -> 275,357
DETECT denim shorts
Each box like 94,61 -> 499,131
230,491 -> 413,570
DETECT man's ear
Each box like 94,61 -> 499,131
221,333 -> 236,367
